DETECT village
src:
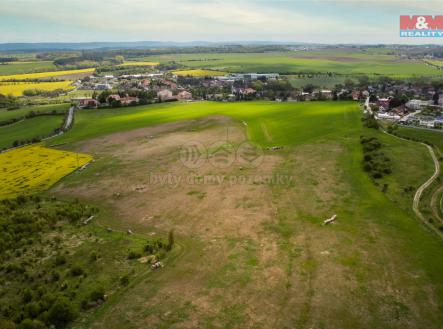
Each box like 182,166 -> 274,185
71,68 -> 443,132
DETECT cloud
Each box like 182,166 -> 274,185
0,0 -> 442,43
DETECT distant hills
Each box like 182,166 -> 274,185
0,41 -> 307,52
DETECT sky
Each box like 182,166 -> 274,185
1,0 -> 443,44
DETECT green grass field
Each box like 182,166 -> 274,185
0,61 -> 56,76
52,101 -> 360,146
396,126 -> 443,153
0,103 -> 70,122
288,75 -> 355,88
146,50 -> 443,77
44,101 -> 443,328
0,115 -> 64,149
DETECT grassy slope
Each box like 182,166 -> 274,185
51,101 -> 443,328
147,52 -> 443,77
396,127 -> 443,153
0,115 -> 64,149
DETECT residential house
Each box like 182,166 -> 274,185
78,98 -> 99,109
157,89 -> 174,101
378,98 -> 391,108
177,90 -> 192,100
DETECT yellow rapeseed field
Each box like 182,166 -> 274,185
120,61 -> 159,66
171,69 -> 227,77
0,68 -> 95,81
0,81 -> 74,96
0,144 -> 92,199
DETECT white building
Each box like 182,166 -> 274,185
406,99 -> 431,110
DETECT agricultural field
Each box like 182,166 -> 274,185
38,101 -> 443,328
0,115 -> 65,149
288,74 -> 355,89
171,69 -> 227,77
147,50 -> 443,77
0,80 -> 74,96
0,61 -> 56,76
120,61 -> 159,67
0,103 -> 70,122
0,68 -> 95,81
0,144 -> 92,199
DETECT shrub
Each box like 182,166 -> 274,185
47,298 -> 76,328
18,318 -> 45,329
120,275 -> 129,286
70,266 -> 84,277
127,251 -> 141,260
89,288 -> 105,302
54,255 -> 66,266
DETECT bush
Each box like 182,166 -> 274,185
89,288 -> 105,302
54,255 -> 66,266
127,251 -> 141,260
18,319 -> 45,329
47,298 -> 76,328
70,266 -> 84,277
120,275 -> 129,286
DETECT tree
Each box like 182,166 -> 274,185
115,55 -> 124,64
303,84 -> 316,93
47,298 -> 76,328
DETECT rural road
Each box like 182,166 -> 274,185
63,106 -> 75,130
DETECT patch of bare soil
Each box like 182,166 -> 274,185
54,119 -> 439,329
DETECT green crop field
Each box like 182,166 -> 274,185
146,50 -> 443,77
288,75 -> 355,88
51,101 -> 360,145
0,114 -> 64,149
0,103 -> 70,122
0,61 -> 56,76
39,101 -> 443,328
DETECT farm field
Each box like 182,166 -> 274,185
0,80 -> 74,96
0,115 -> 64,149
120,61 -> 159,66
44,101 -> 443,328
0,103 -> 70,122
0,61 -> 56,76
0,144 -> 91,199
147,50 -> 443,77
288,75 -> 355,88
171,69 -> 227,76
0,68 -> 95,81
